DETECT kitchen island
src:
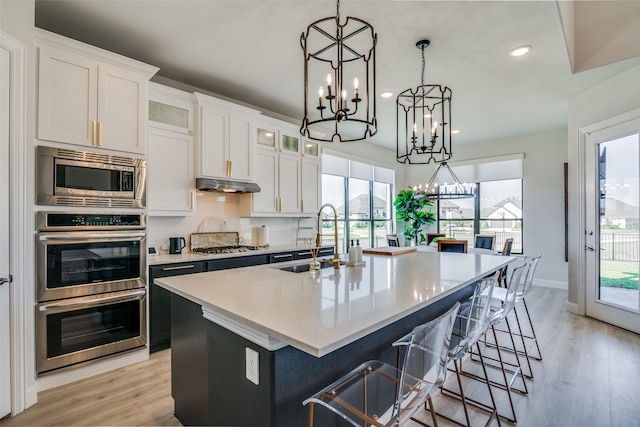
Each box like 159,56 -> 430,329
156,251 -> 513,426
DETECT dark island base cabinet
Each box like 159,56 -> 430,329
150,248 -> 332,353
149,262 -> 204,353
170,284 -> 474,427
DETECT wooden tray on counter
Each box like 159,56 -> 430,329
362,246 -> 418,256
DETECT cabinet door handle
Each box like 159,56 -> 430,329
161,264 -> 197,271
97,121 -> 102,146
91,121 -> 97,146
301,199 -> 304,212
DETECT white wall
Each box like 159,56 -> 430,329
567,63 -> 640,308
404,129 -> 569,288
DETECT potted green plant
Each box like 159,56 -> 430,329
393,188 -> 436,246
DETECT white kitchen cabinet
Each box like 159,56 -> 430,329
194,93 -> 260,182
301,157 -> 321,214
147,84 -> 196,216
241,118 -> 321,217
37,31 -> 158,155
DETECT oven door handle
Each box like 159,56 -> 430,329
38,290 -> 146,313
38,232 -> 146,241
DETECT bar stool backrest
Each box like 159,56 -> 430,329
394,302 -> 460,424
519,255 -> 542,301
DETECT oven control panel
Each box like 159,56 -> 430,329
37,211 -> 146,230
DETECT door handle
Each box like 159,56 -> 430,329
0,275 -> 11,285
585,245 -> 595,251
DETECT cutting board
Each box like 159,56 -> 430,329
362,246 -> 418,256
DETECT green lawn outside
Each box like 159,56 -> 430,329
600,260 -> 639,290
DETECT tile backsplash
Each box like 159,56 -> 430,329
147,191 -> 308,253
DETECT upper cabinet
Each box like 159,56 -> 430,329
36,30 -> 158,155
194,93 -> 260,182
148,83 -> 196,216
240,117 -> 321,217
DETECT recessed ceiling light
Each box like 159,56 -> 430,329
451,130 -> 460,134
381,91 -> 394,98
509,45 -> 532,57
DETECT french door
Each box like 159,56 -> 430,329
1,46 -> 11,419
585,115 -> 640,334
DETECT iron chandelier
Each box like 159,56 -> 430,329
397,40 -> 452,164
300,0 -> 378,142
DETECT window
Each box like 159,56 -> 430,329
437,178 -> 523,253
321,154 -> 394,252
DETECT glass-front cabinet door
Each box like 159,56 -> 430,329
281,133 -> 299,155
257,128 -> 276,149
303,140 -> 319,157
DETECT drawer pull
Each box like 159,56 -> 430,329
161,264 -> 196,271
272,254 -> 293,259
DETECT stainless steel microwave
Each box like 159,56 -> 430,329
37,146 -> 146,208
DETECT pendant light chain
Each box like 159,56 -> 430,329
421,43 -> 426,87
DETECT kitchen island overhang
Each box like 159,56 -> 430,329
156,251 -> 514,426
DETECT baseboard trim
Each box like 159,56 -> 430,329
36,348 -> 149,392
533,279 -> 567,290
25,385 -> 37,409
567,301 -> 579,314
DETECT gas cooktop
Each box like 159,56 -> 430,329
191,245 -> 260,255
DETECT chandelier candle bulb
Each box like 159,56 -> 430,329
318,87 -> 324,107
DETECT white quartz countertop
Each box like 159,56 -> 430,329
155,251 -> 513,357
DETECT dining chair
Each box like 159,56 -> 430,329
303,302 -> 460,427
501,238 -> 514,255
426,233 -> 446,246
474,234 -> 496,250
386,234 -> 400,247
497,238 -> 514,287
438,239 -> 468,253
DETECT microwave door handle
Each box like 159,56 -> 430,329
38,232 -> 146,241
38,290 -> 146,313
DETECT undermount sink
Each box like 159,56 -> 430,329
278,260 -> 334,273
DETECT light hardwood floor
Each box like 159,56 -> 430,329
1,287 -> 639,427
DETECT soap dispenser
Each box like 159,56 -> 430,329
355,239 -> 363,263
348,240 -> 357,264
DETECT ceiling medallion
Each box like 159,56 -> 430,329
300,0 -> 378,142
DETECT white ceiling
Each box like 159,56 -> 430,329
34,0 -> 640,152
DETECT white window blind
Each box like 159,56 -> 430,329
449,154 -> 524,183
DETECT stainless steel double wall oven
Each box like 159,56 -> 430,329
36,211 -> 147,374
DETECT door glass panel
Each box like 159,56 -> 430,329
257,128 -> 276,148
598,134 -> 639,311
281,134 -> 299,153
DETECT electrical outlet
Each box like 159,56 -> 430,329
246,347 -> 259,385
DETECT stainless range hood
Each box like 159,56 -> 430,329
196,178 -> 261,193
